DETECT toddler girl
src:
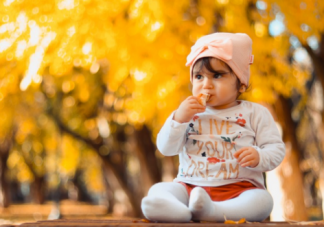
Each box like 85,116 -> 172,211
141,32 -> 285,222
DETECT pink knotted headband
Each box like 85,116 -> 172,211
186,38 -> 233,67
186,33 -> 253,86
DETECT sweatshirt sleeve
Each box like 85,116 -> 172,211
156,112 -> 190,156
248,105 -> 286,172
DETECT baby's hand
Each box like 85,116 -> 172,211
173,96 -> 206,123
233,147 -> 259,168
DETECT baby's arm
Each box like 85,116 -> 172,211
234,105 -> 285,171
157,96 -> 205,156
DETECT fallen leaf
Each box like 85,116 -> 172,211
224,218 -> 246,224
142,219 -> 151,223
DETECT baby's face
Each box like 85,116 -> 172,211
192,58 -> 240,110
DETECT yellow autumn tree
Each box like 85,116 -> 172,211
0,0 -> 318,218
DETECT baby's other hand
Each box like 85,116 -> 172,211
173,96 -> 206,123
233,147 -> 259,168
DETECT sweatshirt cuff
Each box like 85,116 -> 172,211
170,112 -> 190,126
166,112 -> 190,134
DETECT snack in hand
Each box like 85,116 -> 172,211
197,93 -> 210,106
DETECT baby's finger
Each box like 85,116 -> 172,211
238,154 -> 254,164
235,151 -> 250,162
188,96 -> 201,102
240,160 -> 254,167
190,104 -> 206,110
195,108 -> 206,114
233,147 -> 249,158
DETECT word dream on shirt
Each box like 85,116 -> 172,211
182,117 -> 245,180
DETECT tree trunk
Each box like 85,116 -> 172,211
272,96 -> 308,221
0,150 -> 9,207
31,176 -> 46,204
132,125 -> 161,193
101,158 -> 142,217
0,133 -> 14,208
304,34 -> 324,124
304,34 -> 324,218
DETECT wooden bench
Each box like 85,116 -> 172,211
2,219 -> 324,227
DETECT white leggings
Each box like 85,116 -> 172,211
141,182 -> 273,222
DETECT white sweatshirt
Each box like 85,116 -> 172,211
157,101 -> 285,189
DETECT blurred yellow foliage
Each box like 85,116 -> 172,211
0,0 -> 321,194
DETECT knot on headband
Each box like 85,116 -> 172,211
186,38 -> 233,67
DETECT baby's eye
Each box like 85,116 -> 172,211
195,74 -> 203,80
214,74 -> 222,79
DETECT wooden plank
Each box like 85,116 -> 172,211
2,219 -> 324,227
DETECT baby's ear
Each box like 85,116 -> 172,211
239,85 -> 246,93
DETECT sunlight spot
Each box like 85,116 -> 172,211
27,20 -> 36,28
293,47 -> 311,68
289,36 -> 301,48
117,113 -> 127,125
307,36 -> 319,50
58,0 -> 75,10
3,0 -> 15,6
2,15 -> 9,23
0,24 -> 8,33
32,7 -> 39,14
63,96 -> 75,107
129,0 -> 143,18
28,23 -> 41,46
129,111 -> 139,122
301,23 -> 309,32
20,51 -> 43,90
15,40 -> 27,58
40,15 -> 48,23
62,81 -> 75,93
158,88 -> 166,98
151,21 -> 162,31
196,16 -> 206,26
67,26 -> 75,37
97,117 -> 110,138
6,53 -> 13,61
17,12 -> 28,32
134,69 -> 146,81
20,75 -> 32,91
217,0 -> 229,4
128,157 -> 140,173
0,39 -> 11,53
82,42 -> 92,55
269,19 -> 285,37
293,48 -> 310,63
254,22 -> 266,37
256,0 -> 267,10
90,62 -> 100,74
20,32 -> 56,90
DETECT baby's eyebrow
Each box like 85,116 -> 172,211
193,70 -> 228,74
193,71 -> 201,74
213,70 -> 228,73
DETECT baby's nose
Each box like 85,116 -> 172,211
203,79 -> 214,89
